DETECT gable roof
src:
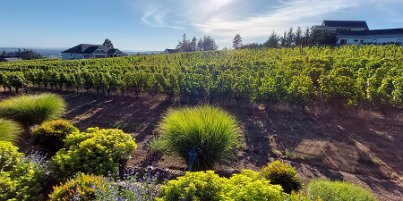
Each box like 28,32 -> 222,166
0,57 -> 23,62
164,49 -> 179,54
322,20 -> 368,29
337,28 -> 403,36
62,44 -> 109,54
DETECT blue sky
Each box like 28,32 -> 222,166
1,0 -> 402,51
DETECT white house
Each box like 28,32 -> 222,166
336,29 -> 403,45
61,44 -> 127,60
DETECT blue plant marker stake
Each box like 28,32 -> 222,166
188,148 -> 197,171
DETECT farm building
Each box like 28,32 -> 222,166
336,29 -> 403,45
61,44 -> 127,60
163,49 -> 180,54
314,20 -> 403,46
313,20 -> 369,32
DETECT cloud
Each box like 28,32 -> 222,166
137,0 -> 403,46
192,0 -> 362,38
140,3 -> 184,29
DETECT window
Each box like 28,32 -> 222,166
340,39 -> 347,44
354,39 -> 358,42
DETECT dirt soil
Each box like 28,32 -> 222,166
1,91 -> 402,201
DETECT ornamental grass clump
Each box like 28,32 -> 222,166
0,93 -> 66,126
32,119 -> 79,154
52,127 -> 137,179
0,118 -> 22,143
307,179 -> 378,201
261,160 -> 302,193
152,105 -> 241,171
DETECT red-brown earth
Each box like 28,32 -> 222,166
1,91 -> 402,201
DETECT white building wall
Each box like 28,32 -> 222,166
61,53 -> 85,60
337,34 -> 403,45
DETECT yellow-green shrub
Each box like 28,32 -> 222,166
158,171 -> 223,201
157,170 -> 286,201
261,160 -> 302,193
48,173 -> 108,201
221,170 -> 284,201
52,127 -> 137,179
0,141 -> 43,201
32,119 -> 79,154
307,179 -> 377,201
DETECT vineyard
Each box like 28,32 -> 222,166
0,45 -> 402,105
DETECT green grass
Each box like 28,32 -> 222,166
0,118 -> 22,143
0,93 -> 66,126
307,179 -> 378,201
151,105 -> 241,170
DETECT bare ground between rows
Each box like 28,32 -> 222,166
0,91 -> 402,201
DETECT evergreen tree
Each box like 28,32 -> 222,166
280,31 -> 287,47
286,27 -> 294,47
190,37 -> 198,51
103,39 -> 114,49
302,27 -> 311,46
294,27 -> 303,46
266,31 -> 280,48
232,34 -> 243,49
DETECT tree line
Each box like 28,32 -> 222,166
1,49 -> 43,60
175,34 -> 218,52
233,27 -> 337,49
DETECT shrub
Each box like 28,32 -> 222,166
48,173 -> 108,201
32,119 -> 79,154
52,127 -> 137,179
153,105 -> 241,170
221,170 -> 285,201
0,141 -> 44,201
157,171 -> 225,201
261,160 -> 302,193
158,170 -> 286,201
0,118 -> 22,143
0,93 -> 66,126
307,179 -> 378,201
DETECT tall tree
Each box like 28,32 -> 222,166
190,37 -> 198,51
176,34 -> 191,52
286,27 -> 294,47
302,27 -> 311,46
232,34 -> 243,50
280,31 -> 287,47
103,39 -> 114,49
266,31 -> 280,48
310,29 -> 337,46
294,27 -> 303,46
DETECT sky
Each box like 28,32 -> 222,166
1,0 -> 402,51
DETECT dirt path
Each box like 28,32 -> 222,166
1,92 -> 402,200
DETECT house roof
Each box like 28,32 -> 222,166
322,20 -> 368,29
0,57 -> 23,62
164,49 -> 179,54
62,44 -> 109,54
337,28 -> 403,36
